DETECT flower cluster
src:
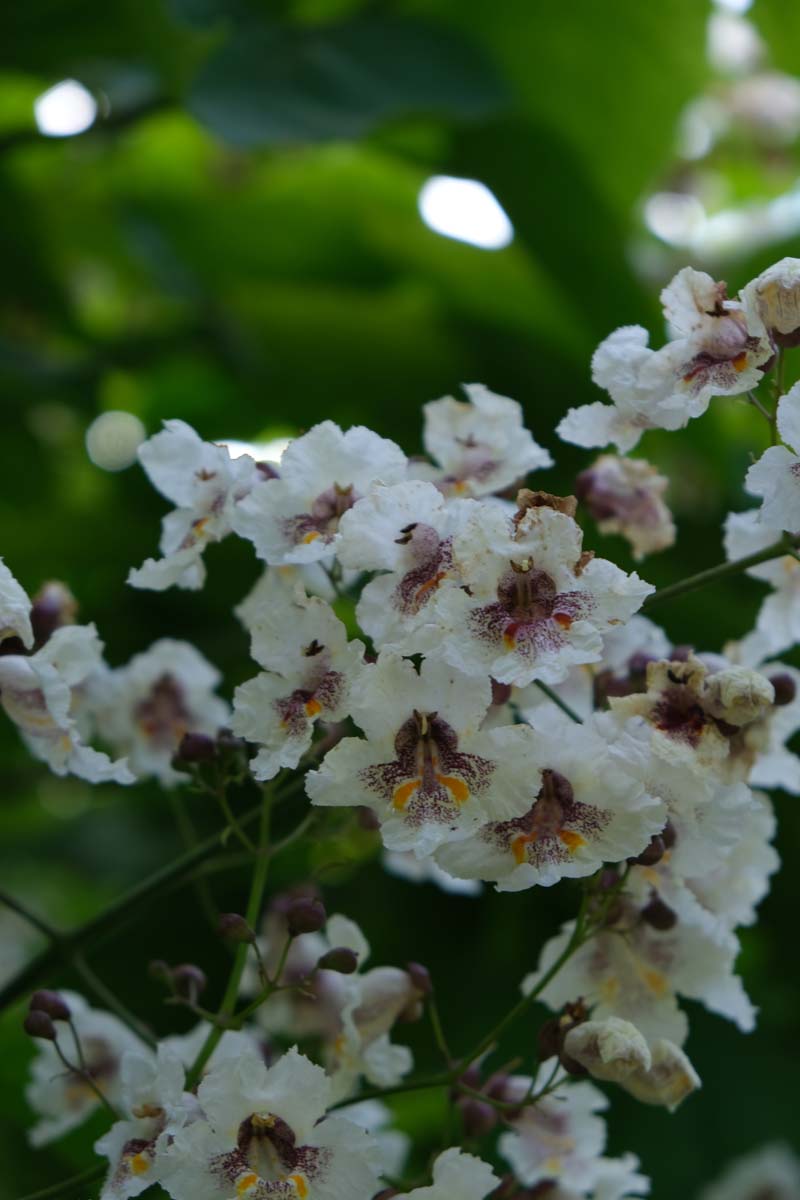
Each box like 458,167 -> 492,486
5,258 -> 800,1198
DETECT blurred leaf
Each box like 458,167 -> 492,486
188,16 -> 507,146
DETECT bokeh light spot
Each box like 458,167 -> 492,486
85,411 -> 146,472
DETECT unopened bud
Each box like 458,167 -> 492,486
628,651 -> 657,678
172,963 -> 207,999
458,1095 -> 498,1138
769,672 -> 797,707
176,731 -> 217,763
317,947 -> 358,974
407,962 -> 432,996
24,1010 -> 57,1041
641,895 -> 677,931
286,897 -> 327,937
29,989 -> 70,1021
31,582 -> 77,645
217,912 -> 256,944
628,834 -> 665,867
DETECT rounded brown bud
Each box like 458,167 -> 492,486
628,834 -> 665,867
628,651 -> 657,678
172,963 -> 208,998
769,672 -> 797,707
458,1095 -> 498,1138
29,989 -> 71,1021
176,731 -> 217,763
641,895 -> 677,931
24,1010 -> 57,1041
407,961 -> 432,996
286,897 -> 327,937
558,1048 -> 590,1077
317,947 -> 358,974
217,912 -> 256,944
670,644 -> 694,662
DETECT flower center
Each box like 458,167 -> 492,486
134,673 -> 191,748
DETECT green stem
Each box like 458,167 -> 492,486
0,890 -> 60,941
532,680 -> 584,725
72,955 -> 156,1049
428,995 -> 453,1064
16,1163 -> 106,1200
643,536 -> 797,611
329,1071 -> 453,1110
168,791 -> 219,930
185,789 -> 274,1087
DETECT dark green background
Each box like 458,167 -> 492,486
1,1 -> 799,1196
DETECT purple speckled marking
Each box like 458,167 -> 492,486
360,711 -> 493,827
392,526 -> 454,617
483,769 -> 607,867
468,565 -> 591,661
285,484 -> 358,546
134,673 -> 192,749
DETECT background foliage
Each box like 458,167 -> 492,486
1,1 -> 799,1196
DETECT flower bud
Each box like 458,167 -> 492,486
217,912 -> 256,944
628,834 -> 665,867
29,989 -> 71,1021
769,672 -> 797,707
24,1010 -> 57,1041
317,947 -> 358,974
286,896 -> 327,937
31,582 -> 77,646
172,963 -> 208,999
406,961 -> 432,996
458,1095 -> 498,1139
641,895 -> 677,931
176,731 -> 217,763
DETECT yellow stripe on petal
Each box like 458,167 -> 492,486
302,531 -> 320,544
129,1153 -> 150,1176
304,698 -> 322,717
289,1175 -> 309,1198
393,778 -> 421,810
558,829 -> 585,852
436,774 -> 469,805
236,1173 -> 259,1195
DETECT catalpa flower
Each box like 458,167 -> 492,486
336,480 -> 475,654
576,454 -> 675,562
0,624 -> 133,784
558,269 -> 770,453
699,1143 -> 800,1200
129,420 -> 260,591
498,1070 -> 609,1194
232,574 -> 364,780
157,1047 -> 384,1200
404,1148 -> 498,1200
89,639 -> 229,785
418,383 -> 552,497
96,1046 -> 197,1200
305,654 -> 537,856
27,993 -> 150,1147
525,896 -> 755,1048
745,383 -> 800,532
232,421 -> 407,566
741,255 -> 800,347
435,708 -> 664,890
432,494 -> 653,686
563,1017 -> 700,1111
0,557 -> 33,649
609,655 -> 775,783
724,509 -> 800,666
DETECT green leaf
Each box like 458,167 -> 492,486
188,16 -> 507,146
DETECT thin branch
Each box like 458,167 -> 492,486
0,891 -> 60,941
532,680 -> 584,725
72,955 -> 157,1049
643,535 -> 797,611
16,1163 -> 106,1200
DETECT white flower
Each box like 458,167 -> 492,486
750,664 -> 800,794
435,709 -> 664,890
337,480 -> 476,654
432,497 -> 653,686
96,1046 -> 196,1200
524,899 -> 755,1047
129,420 -> 260,591
746,383 -> 800,531
305,654 -> 538,856
0,557 -> 33,648
0,625 -> 133,784
563,1019 -> 700,1110
158,1046 -> 385,1200
405,1147 -> 499,1200
231,573 -> 364,781
723,509 -> 800,664
608,655 -> 774,783
558,270 -> 770,453
334,1100 -> 410,1182
26,993 -> 150,1147
499,1070 -> 609,1193
699,1143 -> 800,1200
741,256 -> 800,346
576,455 -> 675,561
232,422 -> 407,566
89,640 -> 229,785
420,383 -> 552,497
